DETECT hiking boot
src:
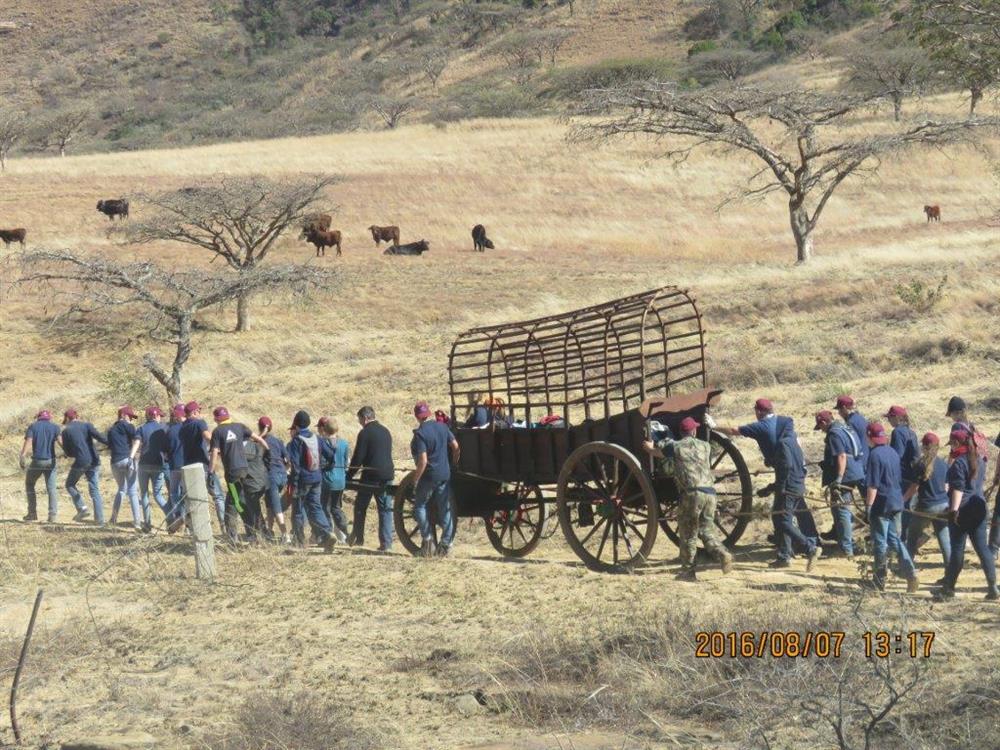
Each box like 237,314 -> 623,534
436,544 -> 451,558
167,517 -> 185,535
806,546 -> 823,572
141,522 -> 153,534
933,586 -> 955,602
377,545 -> 393,555
768,558 -> 791,569
720,553 -> 734,575
22,513 -> 37,522
322,536 -> 336,554
986,585 -> 999,601
766,533 -> 776,545
347,533 -> 362,547
72,508 -> 90,522
47,516 -> 58,524
907,576 -> 920,594
820,528 -> 838,542
133,525 -> 143,533
675,568 -> 697,582
280,533 -> 292,545
420,539 -> 436,558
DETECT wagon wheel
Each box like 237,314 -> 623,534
483,484 -> 547,558
392,471 -> 458,556
557,442 -> 658,572
658,431 -> 753,548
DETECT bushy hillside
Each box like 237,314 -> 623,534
0,0 -> 886,153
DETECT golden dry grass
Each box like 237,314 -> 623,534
0,103 -> 998,748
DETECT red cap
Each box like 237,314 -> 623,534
754,398 -> 773,413
414,401 -> 431,418
950,426 -> 971,443
36,410 -> 52,421
258,416 -> 272,431
145,406 -> 163,419
118,405 -> 137,420
921,432 -> 940,446
866,422 -> 888,444
835,395 -> 855,409
814,410 -> 834,430
171,404 -> 186,419
679,416 -> 699,434
63,409 -> 78,424
184,401 -> 201,415
212,406 -> 230,421
884,405 -> 907,419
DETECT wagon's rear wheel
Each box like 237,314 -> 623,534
393,471 -> 457,556
484,484 -> 547,558
557,442 -> 657,572
658,431 -> 753,548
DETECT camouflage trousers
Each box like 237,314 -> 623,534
678,489 -> 729,569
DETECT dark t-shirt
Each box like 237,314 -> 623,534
167,422 -> 186,470
910,457 -> 948,509
866,445 -> 903,515
107,420 -> 137,463
890,424 -> 920,486
947,454 -> 987,505
821,425 -> 864,486
180,418 -> 210,466
136,421 -> 169,467
348,421 -> 394,483
60,421 -> 106,469
846,412 -> 869,464
264,434 -> 288,485
411,420 -> 454,484
25,420 -> 62,462
210,422 -> 251,478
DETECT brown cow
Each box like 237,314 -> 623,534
0,228 -> 26,247
304,227 -> 342,257
368,224 -> 400,247
299,213 -> 333,239
97,198 -> 129,221
924,205 -> 941,222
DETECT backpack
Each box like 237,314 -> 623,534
830,424 -> 861,460
297,432 -> 321,472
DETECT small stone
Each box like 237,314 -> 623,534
454,693 -> 485,716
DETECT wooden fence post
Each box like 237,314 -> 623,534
182,463 -> 216,581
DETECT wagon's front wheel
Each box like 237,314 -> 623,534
393,471 -> 457,556
484,484 -> 547,558
557,442 -> 658,572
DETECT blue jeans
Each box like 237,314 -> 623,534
773,493 -> 817,561
25,467 -> 59,519
292,482 -> 331,545
353,481 -> 394,550
169,469 -> 186,520
945,511 -> 997,590
830,484 -> 855,555
111,459 -> 141,527
66,466 -> 104,523
990,498 -> 1000,555
906,502 -> 950,567
207,468 -> 226,528
138,465 -> 169,525
870,511 -> 915,585
414,478 -> 455,548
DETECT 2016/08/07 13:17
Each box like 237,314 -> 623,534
693,631 -> 936,659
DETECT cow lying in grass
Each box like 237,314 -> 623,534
383,240 -> 429,256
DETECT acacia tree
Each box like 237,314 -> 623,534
370,95 -> 416,129
36,107 -> 92,157
574,85 -> 994,262
0,108 -> 27,172
845,44 -> 933,121
15,249 -> 332,402
908,0 -> 1000,114
421,51 -> 448,89
125,175 -> 336,331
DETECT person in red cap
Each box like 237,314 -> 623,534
815,409 -> 864,558
410,401 -> 460,557
644,416 -> 733,580
179,401 -> 227,529
884,405 -> 920,542
903,432 -> 951,569
864,422 -> 918,593
165,404 -> 189,532
60,409 -> 109,525
19,409 -> 63,522
835,395 -> 869,465
130,406 -> 172,533
209,406 -> 268,544
937,426 -> 997,600
719,398 -> 821,570
257,416 -> 291,544
107,405 -> 142,531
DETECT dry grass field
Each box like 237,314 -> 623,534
0,101 -> 999,749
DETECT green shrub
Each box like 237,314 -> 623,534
894,274 -> 948,315
687,40 -> 718,57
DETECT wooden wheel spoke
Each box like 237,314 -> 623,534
595,517 -> 613,559
577,515 -> 609,546
611,515 -> 619,563
620,516 -> 644,550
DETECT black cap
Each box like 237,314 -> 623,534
290,410 -> 311,430
945,396 -> 966,416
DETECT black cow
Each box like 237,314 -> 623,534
472,224 -> 494,252
384,240 -> 430,256
97,198 -> 129,221
0,228 -> 26,247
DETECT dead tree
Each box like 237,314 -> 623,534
421,51 -> 448,89
14,249 -> 332,402
36,107 -> 91,157
0,109 -> 27,172
124,175 -> 336,331
369,96 -> 416,129
844,44 -> 933,121
574,84 -> 995,262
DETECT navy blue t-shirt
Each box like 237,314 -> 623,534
890,424 -> 920,486
107,420 -> 137,463
411,420 -> 454,484
61,421 -> 106,469
136,421 -> 169,467
947,453 -> 986,505
866,444 -> 903,515
822,425 -> 864,486
179,418 -> 210,466
738,415 -> 780,465
846,411 -> 869,463
909,457 -> 948,509
264,435 -> 289,485
166,421 -> 186,471
741,415 -> 804,495
25,419 -> 61,461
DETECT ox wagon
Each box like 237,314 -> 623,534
391,286 -> 755,572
